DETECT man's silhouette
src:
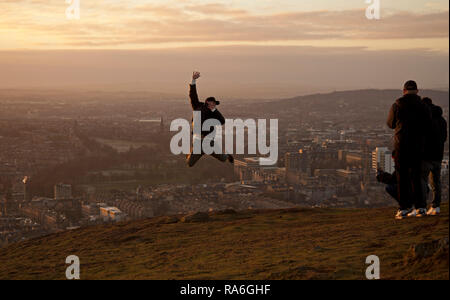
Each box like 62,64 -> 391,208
421,97 -> 448,216
387,80 -> 431,219
186,71 -> 234,167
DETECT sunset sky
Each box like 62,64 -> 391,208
0,0 -> 448,97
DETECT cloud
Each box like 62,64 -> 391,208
184,3 -> 248,17
0,1 -> 448,49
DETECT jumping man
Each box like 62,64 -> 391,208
186,71 -> 234,167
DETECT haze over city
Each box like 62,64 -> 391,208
0,0 -> 448,97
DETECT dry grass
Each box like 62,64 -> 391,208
0,204 -> 448,280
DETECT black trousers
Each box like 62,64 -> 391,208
422,160 -> 442,208
186,139 -> 228,167
395,157 -> 424,210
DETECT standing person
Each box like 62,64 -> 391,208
387,80 -> 431,219
186,71 -> 234,167
421,97 -> 448,216
376,168 -> 430,205
376,169 -> 399,202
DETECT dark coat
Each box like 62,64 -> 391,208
424,104 -> 448,161
387,94 -> 432,162
189,84 -> 225,137
376,170 -> 397,185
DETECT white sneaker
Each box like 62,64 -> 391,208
427,207 -> 440,216
395,208 -> 413,220
408,208 -> 427,218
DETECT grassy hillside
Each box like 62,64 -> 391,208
0,204 -> 448,280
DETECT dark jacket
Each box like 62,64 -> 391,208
387,94 -> 431,162
424,104 -> 448,161
376,170 -> 397,185
189,84 -> 225,137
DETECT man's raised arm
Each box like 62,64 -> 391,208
189,71 -> 202,110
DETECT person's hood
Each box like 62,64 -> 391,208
431,105 -> 443,118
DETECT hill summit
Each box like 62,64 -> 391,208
0,204 -> 448,280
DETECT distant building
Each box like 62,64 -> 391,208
234,157 -> 260,182
81,203 -> 100,216
336,169 -> 359,181
54,183 -> 72,200
442,159 -> 449,176
137,117 -> 165,134
234,157 -> 279,183
285,149 -> 311,174
372,147 -> 395,174
338,150 -> 347,161
23,176 -> 30,202
0,191 -> 12,216
314,169 -> 336,177
100,206 -> 125,222
346,152 -> 363,166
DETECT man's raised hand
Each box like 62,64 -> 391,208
193,71 -> 201,80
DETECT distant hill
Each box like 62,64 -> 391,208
268,89 -> 449,110
290,89 -> 448,106
244,89 -> 449,127
0,204 -> 448,280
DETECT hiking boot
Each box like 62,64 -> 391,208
395,208 -> 413,220
227,154 -> 234,164
427,207 -> 440,216
408,208 -> 427,218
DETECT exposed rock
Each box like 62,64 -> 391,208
219,209 -> 238,215
156,216 -> 179,224
313,246 -> 331,252
405,238 -> 449,264
181,212 -> 210,223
